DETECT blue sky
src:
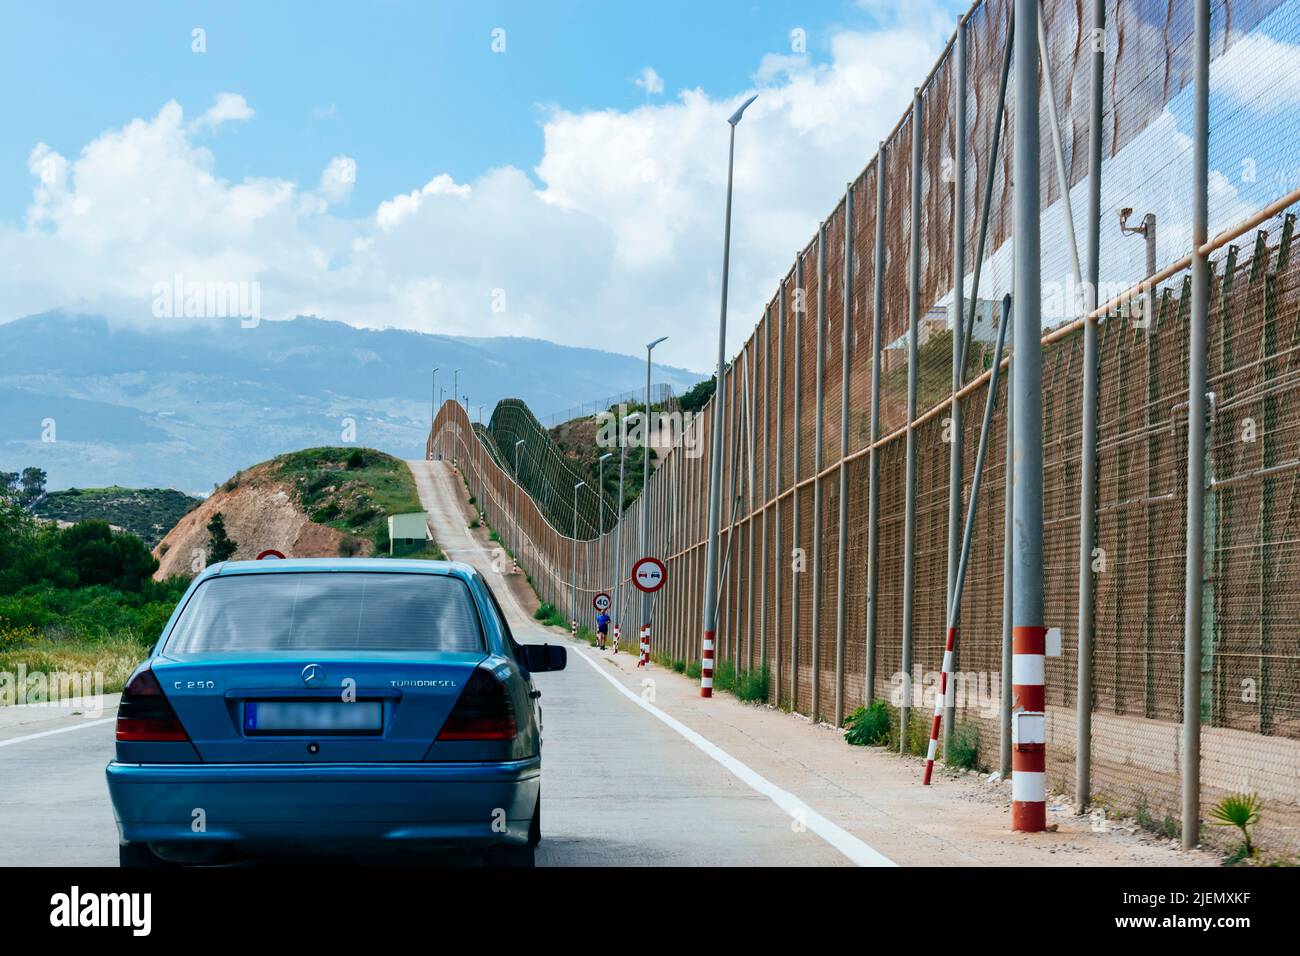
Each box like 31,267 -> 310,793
0,0 -> 962,224
3,0 -> 1295,369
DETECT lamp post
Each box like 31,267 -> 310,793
641,335 -> 668,665
431,367 -> 439,460
701,92 -> 758,697
514,438 -> 526,561
452,369 -> 461,466
572,480 -> 586,636
613,414 -> 628,644
477,404 -> 485,522
598,451 -> 613,602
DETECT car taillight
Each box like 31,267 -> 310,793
116,666 -> 189,742
437,668 -> 517,741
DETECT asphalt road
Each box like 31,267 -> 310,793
0,460 -> 851,866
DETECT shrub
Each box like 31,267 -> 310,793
671,659 -> 686,674
844,700 -> 892,746
346,450 -> 366,470
733,666 -> 770,702
686,659 -> 702,679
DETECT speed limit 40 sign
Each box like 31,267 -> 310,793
593,591 -> 612,612
631,557 -> 666,593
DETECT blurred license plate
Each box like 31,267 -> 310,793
244,701 -> 383,735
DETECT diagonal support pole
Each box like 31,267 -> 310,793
924,295 -> 1012,785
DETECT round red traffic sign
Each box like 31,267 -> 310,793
631,557 -> 666,593
256,549 -> 287,560
593,592 -> 612,612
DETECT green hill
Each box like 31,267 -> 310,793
33,486 -> 200,548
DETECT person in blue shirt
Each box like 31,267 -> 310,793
595,610 -> 611,650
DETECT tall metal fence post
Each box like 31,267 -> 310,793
835,183 -> 854,726
866,144 -> 887,705
1011,0 -> 1046,833
1182,0 -> 1210,851
944,14 -> 968,763
811,222 -> 827,721
774,281 -> 786,704
760,307 -> 771,672
901,91 -> 923,750
791,252 -> 804,713
1000,353 -> 1014,778
1076,0 -> 1105,812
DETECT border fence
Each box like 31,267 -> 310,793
433,0 -> 1300,859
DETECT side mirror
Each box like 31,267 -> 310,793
521,643 -> 567,673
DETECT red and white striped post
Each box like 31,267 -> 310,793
612,623 -> 620,654
700,629 -> 715,697
571,619 -> 577,639
637,624 -> 650,667
512,556 -> 517,574
1012,625 -> 1047,830
922,626 -> 957,785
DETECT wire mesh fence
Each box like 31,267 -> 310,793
431,0 -> 1300,860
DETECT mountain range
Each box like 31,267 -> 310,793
0,313 -> 705,494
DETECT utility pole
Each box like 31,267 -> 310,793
1182,0 -> 1210,851
701,93 -> 757,698
1011,0 -> 1046,833
642,336 -> 668,665
572,480 -> 586,637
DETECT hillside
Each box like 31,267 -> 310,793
151,447 -> 434,578
33,486 -> 200,548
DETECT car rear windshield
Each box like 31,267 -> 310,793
164,572 -> 485,654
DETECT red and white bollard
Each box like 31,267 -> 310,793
571,619 -> 577,639
1011,625 -> 1047,831
637,624 -> 650,668
922,626 -> 958,785
700,630 -> 715,697
511,556 -> 517,574
612,624 -> 620,654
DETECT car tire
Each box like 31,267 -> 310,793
485,842 -> 535,867
118,842 -> 171,868
528,795 -> 541,848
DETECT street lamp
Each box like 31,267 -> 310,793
513,439 -> 526,562
477,404 -> 486,522
701,91 -> 757,697
640,335 -> 668,664
613,414 -> 628,643
452,369 -> 461,466
598,451 -> 613,608
1119,207 -> 1157,330
572,480 -> 586,636
431,367 -> 439,460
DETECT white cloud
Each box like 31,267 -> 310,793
634,67 -> 664,96
190,92 -> 254,131
318,155 -> 357,204
375,173 -> 472,232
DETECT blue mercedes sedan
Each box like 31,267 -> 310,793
105,558 -> 565,867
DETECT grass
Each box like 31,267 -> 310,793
0,632 -> 149,701
945,720 -> 982,771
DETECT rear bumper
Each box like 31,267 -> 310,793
106,758 -> 539,850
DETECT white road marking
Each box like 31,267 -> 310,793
571,648 -> 897,867
0,718 -> 115,749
